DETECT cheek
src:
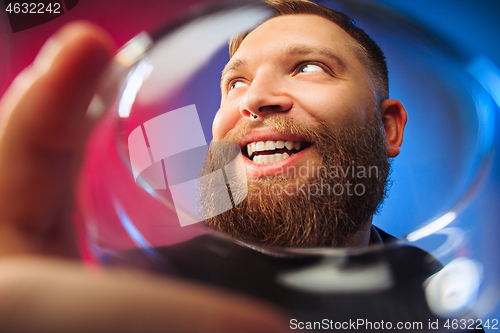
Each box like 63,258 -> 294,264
212,107 -> 237,141
294,86 -> 363,125
211,111 -> 224,140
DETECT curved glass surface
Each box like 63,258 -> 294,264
78,0 -> 500,330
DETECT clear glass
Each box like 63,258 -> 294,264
78,0 -> 500,330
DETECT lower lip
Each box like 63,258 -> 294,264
243,146 -> 314,178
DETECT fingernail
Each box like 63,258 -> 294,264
32,37 -> 63,74
87,95 -> 105,120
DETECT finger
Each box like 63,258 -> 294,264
0,257 -> 290,333
0,22 -> 115,257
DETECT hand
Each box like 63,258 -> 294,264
0,22 -> 288,333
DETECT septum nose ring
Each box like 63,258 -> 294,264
249,111 -> 258,119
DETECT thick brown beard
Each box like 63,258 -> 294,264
200,114 -> 390,248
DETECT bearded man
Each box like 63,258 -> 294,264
162,2 -> 479,330
202,0 -> 406,248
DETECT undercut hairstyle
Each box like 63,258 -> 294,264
229,0 -> 389,101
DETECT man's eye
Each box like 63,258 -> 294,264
298,63 -> 325,73
229,81 -> 248,91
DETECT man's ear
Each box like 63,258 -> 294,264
380,99 -> 407,157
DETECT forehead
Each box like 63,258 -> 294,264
233,14 -> 362,65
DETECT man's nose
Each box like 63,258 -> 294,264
239,72 -> 292,119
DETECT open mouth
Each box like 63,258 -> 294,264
243,140 -> 313,164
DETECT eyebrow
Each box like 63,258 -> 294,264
221,59 -> 246,86
220,44 -> 347,88
287,44 -> 347,70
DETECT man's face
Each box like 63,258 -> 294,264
203,14 -> 390,247
212,14 -> 378,180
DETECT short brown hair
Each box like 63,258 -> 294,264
229,0 -> 389,100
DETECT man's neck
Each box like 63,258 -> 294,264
345,216 -> 373,247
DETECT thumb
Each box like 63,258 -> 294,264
0,22 -> 115,257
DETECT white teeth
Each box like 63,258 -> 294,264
265,140 -> 276,150
247,140 -> 306,160
252,152 -> 292,164
247,142 -> 256,157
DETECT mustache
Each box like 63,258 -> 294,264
219,114 -> 328,145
